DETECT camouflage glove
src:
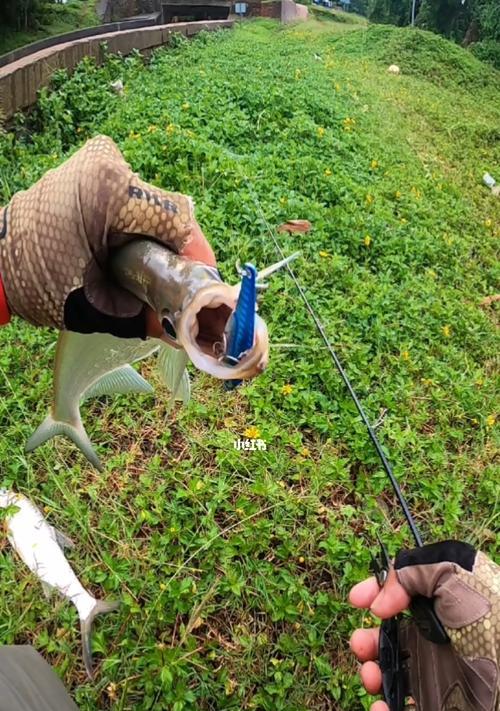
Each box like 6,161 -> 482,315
396,541 -> 499,711
0,135 -> 194,337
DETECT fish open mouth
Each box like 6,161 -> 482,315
195,303 -> 233,356
177,283 -> 268,380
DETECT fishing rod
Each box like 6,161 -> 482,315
244,186 -> 450,711
256,204 -> 423,543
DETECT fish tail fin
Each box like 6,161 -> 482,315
81,599 -> 120,679
25,414 -> 102,471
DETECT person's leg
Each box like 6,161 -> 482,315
0,646 -> 79,711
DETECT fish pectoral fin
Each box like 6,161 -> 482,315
157,345 -> 190,406
25,414 -> 102,471
53,526 -> 75,551
83,365 -> 154,400
81,599 -> 120,679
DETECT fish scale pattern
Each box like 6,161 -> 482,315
0,135 -> 194,328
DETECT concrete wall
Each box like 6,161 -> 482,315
0,20 -> 233,120
281,0 -> 308,22
245,0 -> 307,21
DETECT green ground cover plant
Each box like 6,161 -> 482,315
0,17 -> 498,710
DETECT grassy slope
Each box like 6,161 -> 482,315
0,0 -> 98,56
0,18 -> 499,711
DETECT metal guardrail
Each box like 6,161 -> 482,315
0,16 -> 161,69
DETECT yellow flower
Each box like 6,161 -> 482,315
182,101 -> 190,110
281,384 -> 293,395
370,160 -> 378,170
300,447 -> 310,457
298,556 -> 305,564
195,480 -> 204,491
244,426 -> 261,439
169,526 -> 177,534
486,415 -> 496,428
395,190 -> 402,199
317,126 -> 325,138
334,82 -> 341,91
401,350 -> 410,360
319,250 -> 330,257
166,123 -> 175,134
324,168 -> 332,177
295,68 -> 302,80
363,235 -> 372,247
147,125 -> 157,133
421,377 -> 433,385
236,507 -> 245,516
442,325 -> 451,338
343,117 -> 355,132
484,219 -> 492,228
471,418 -> 479,425
76,126 -> 83,133
366,194 -> 374,205
400,218 -> 408,224
279,196 -> 288,205
427,268 -> 437,279
475,378 -> 484,386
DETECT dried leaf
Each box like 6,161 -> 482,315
277,219 -> 312,234
480,294 -> 500,306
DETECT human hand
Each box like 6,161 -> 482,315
349,541 -> 500,711
0,135 -> 218,341
349,569 -> 410,710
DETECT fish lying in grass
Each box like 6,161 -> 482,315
26,241 -> 297,468
0,489 -> 118,678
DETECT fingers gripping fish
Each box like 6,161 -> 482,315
0,489 -> 118,678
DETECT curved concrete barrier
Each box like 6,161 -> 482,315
0,17 -> 160,70
0,19 -> 233,120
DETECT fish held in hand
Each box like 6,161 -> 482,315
0,489 -> 118,678
111,240 -> 270,380
26,243 -> 294,468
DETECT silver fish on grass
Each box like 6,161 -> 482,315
0,489 -> 118,678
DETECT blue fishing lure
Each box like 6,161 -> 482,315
223,264 -> 257,390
